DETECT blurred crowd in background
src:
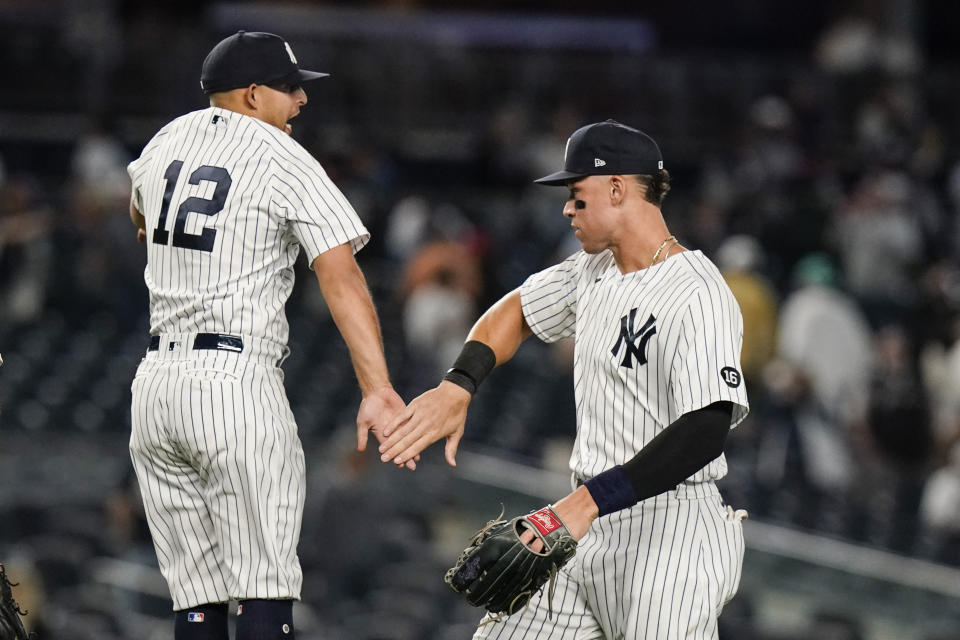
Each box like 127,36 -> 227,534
2,1 -> 960,638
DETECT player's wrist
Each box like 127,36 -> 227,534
551,488 -> 599,540
439,379 -> 473,402
360,382 -> 396,398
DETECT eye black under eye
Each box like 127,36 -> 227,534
574,200 -> 586,210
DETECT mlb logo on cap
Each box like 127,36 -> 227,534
187,612 -> 205,623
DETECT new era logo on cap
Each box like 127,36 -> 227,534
535,119 -> 664,186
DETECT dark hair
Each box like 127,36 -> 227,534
634,169 -> 671,206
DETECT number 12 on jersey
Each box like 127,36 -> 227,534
152,160 -> 233,252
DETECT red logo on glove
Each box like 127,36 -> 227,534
528,508 -> 562,536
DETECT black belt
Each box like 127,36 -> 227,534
148,333 -> 244,353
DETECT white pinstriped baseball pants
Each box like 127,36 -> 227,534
474,484 -> 745,640
130,336 -> 305,610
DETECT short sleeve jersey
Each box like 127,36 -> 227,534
127,107 -> 369,345
520,249 -> 749,485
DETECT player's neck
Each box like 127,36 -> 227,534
209,92 -> 263,121
612,213 -> 680,274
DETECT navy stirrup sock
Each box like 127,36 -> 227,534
174,603 -> 229,640
236,598 -> 295,640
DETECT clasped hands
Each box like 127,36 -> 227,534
356,381 -> 469,472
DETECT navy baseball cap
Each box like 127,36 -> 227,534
200,30 -> 329,94
534,120 -> 664,186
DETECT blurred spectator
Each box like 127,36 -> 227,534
56,119 -> 145,325
400,240 -> 482,382
0,175 -> 54,330
736,95 -> 803,191
913,262 -> 960,356
853,82 -> 923,168
384,195 -> 433,263
919,443 -> 960,564
833,169 -> 923,324
867,325 -> 932,465
757,254 -> 873,501
778,254 -> 873,437
924,316 -> 960,463
70,114 -> 133,205
861,324 -> 933,550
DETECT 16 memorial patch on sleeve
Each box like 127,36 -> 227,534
720,367 -> 742,388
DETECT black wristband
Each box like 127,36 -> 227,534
442,340 -> 496,395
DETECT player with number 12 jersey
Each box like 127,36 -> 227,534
126,31 -> 407,640
128,102 -> 367,346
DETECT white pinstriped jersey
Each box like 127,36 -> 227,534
127,106 -> 369,345
520,249 -> 749,485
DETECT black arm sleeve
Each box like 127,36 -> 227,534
583,401 -> 734,516
622,400 -> 733,502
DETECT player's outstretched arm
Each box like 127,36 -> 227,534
312,243 -> 415,470
379,288 -> 532,467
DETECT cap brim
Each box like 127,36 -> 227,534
292,69 -> 330,82
533,170 -> 588,186
270,68 -> 330,86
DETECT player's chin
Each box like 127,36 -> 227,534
579,240 -> 602,254
575,230 -> 598,252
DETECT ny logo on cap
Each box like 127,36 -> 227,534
284,42 -> 297,64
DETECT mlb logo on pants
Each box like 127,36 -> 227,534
187,612 -> 205,623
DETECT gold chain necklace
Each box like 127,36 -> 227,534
650,235 -> 677,267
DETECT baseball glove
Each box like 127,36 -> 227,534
444,505 -> 577,619
0,564 -> 31,640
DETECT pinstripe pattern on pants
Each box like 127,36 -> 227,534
130,345 -> 305,610
473,485 -> 744,640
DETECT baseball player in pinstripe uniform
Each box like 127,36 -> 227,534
380,120 -> 749,638
126,31 -> 410,640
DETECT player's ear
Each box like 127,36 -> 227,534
244,84 -> 259,109
609,175 -> 627,206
